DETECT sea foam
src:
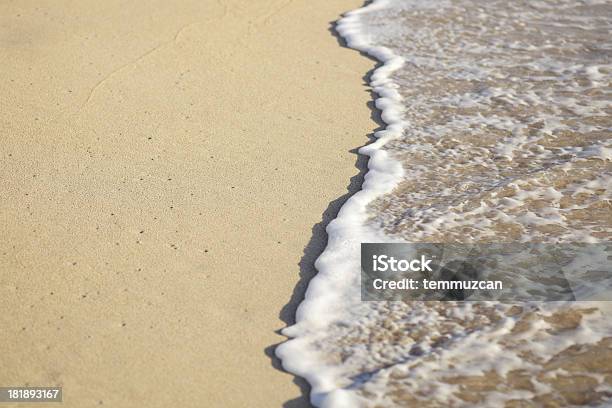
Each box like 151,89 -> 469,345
276,1 -> 407,406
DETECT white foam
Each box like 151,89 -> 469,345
275,1 -> 407,406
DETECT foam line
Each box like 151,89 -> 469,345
275,1 -> 406,406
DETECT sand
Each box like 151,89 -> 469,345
0,1 -> 374,406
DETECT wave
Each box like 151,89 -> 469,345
277,0 -> 612,406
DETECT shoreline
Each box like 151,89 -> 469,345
0,1 -> 376,406
276,2 -> 408,405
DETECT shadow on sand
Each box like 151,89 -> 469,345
265,10 -> 383,408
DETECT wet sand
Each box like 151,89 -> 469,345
0,1 -> 374,406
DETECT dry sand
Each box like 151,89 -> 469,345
0,1 -> 375,406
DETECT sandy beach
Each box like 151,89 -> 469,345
0,1 -> 374,406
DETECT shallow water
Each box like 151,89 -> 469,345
278,1 -> 612,406
367,0 -> 611,244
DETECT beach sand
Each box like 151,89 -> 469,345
0,1 -> 374,406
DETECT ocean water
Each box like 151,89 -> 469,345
277,1 -> 612,407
